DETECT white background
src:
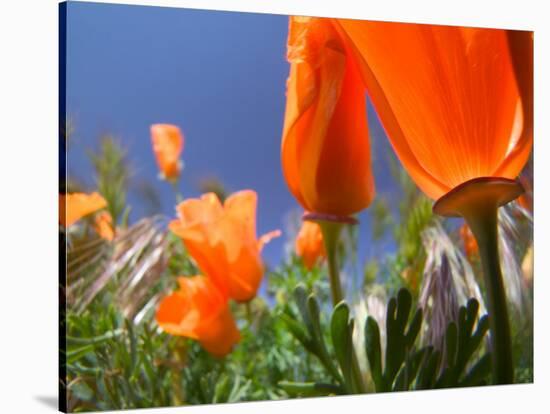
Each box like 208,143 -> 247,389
0,0 -> 548,413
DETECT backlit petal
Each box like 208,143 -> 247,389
169,190 -> 272,302
156,275 -> 239,357
61,192 -> 108,227
282,17 -> 375,215
337,20 -> 526,200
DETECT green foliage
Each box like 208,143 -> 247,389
65,252 -> 329,411
369,151 -> 436,297
331,302 -> 363,393
432,299 -> 490,388
386,196 -> 435,296
510,302 -> 534,383
279,285 -> 344,391
369,197 -> 394,241
365,292 -> 491,392
63,133 -> 532,411
281,286 -> 492,397
65,303 -> 178,411
268,255 -> 329,306
278,284 -> 372,396
365,288 -> 422,392
363,259 -> 379,287
395,197 -> 433,267
278,381 -> 342,397
89,136 -> 129,226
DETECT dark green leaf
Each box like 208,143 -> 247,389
279,381 -> 343,397
459,354 -> 492,387
365,316 -> 384,392
330,302 -> 354,393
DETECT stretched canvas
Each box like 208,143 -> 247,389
59,1 -> 533,412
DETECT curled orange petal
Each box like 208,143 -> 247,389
94,211 -> 115,241
258,229 -> 282,251
60,192 -> 107,227
169,191 -> 280,302
156,276 -> 240,357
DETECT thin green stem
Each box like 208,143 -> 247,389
463,206 -> 514,384
318,219 -> 365,393
318,221 -> 344,307
170,179 -> 183,203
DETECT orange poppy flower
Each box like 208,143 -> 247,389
335,21 -> 532,201
94,211 -> 115,241
295,220 -> 325,269
150,124 -> 184,181
460,223 -> 478,258
281,17 -> 375,217
156,276 -> 240,357
169,190 -> 281,302
60,192 -> 107,227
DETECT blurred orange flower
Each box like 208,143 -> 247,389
60,192 -> 107,227
169,190 -> 280,302
460,223 -> 478,258
295,220 -> 325,269
517,165 -> 533,213
336,21 -> 532,201
150,124 -> 184,181
517,188 -> 533,212
281,17 -> 375,217
94,211 -> 115,241
156,276 -> 240,357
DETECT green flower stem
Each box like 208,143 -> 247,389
318,220 -> 366,393
318,221 -> 344,307
463,205 -> 514,384
433,177 -> 523,384
170,179 -> 183,203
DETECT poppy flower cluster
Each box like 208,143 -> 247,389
156,190 -> 280,356
280,17 -> 532,384
282,18 -> 531,217
148,123 -> 280,355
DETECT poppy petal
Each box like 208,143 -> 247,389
61,192 -> 108,227
336,20 -> 526,199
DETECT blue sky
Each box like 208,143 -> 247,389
65,1 -> 401,269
